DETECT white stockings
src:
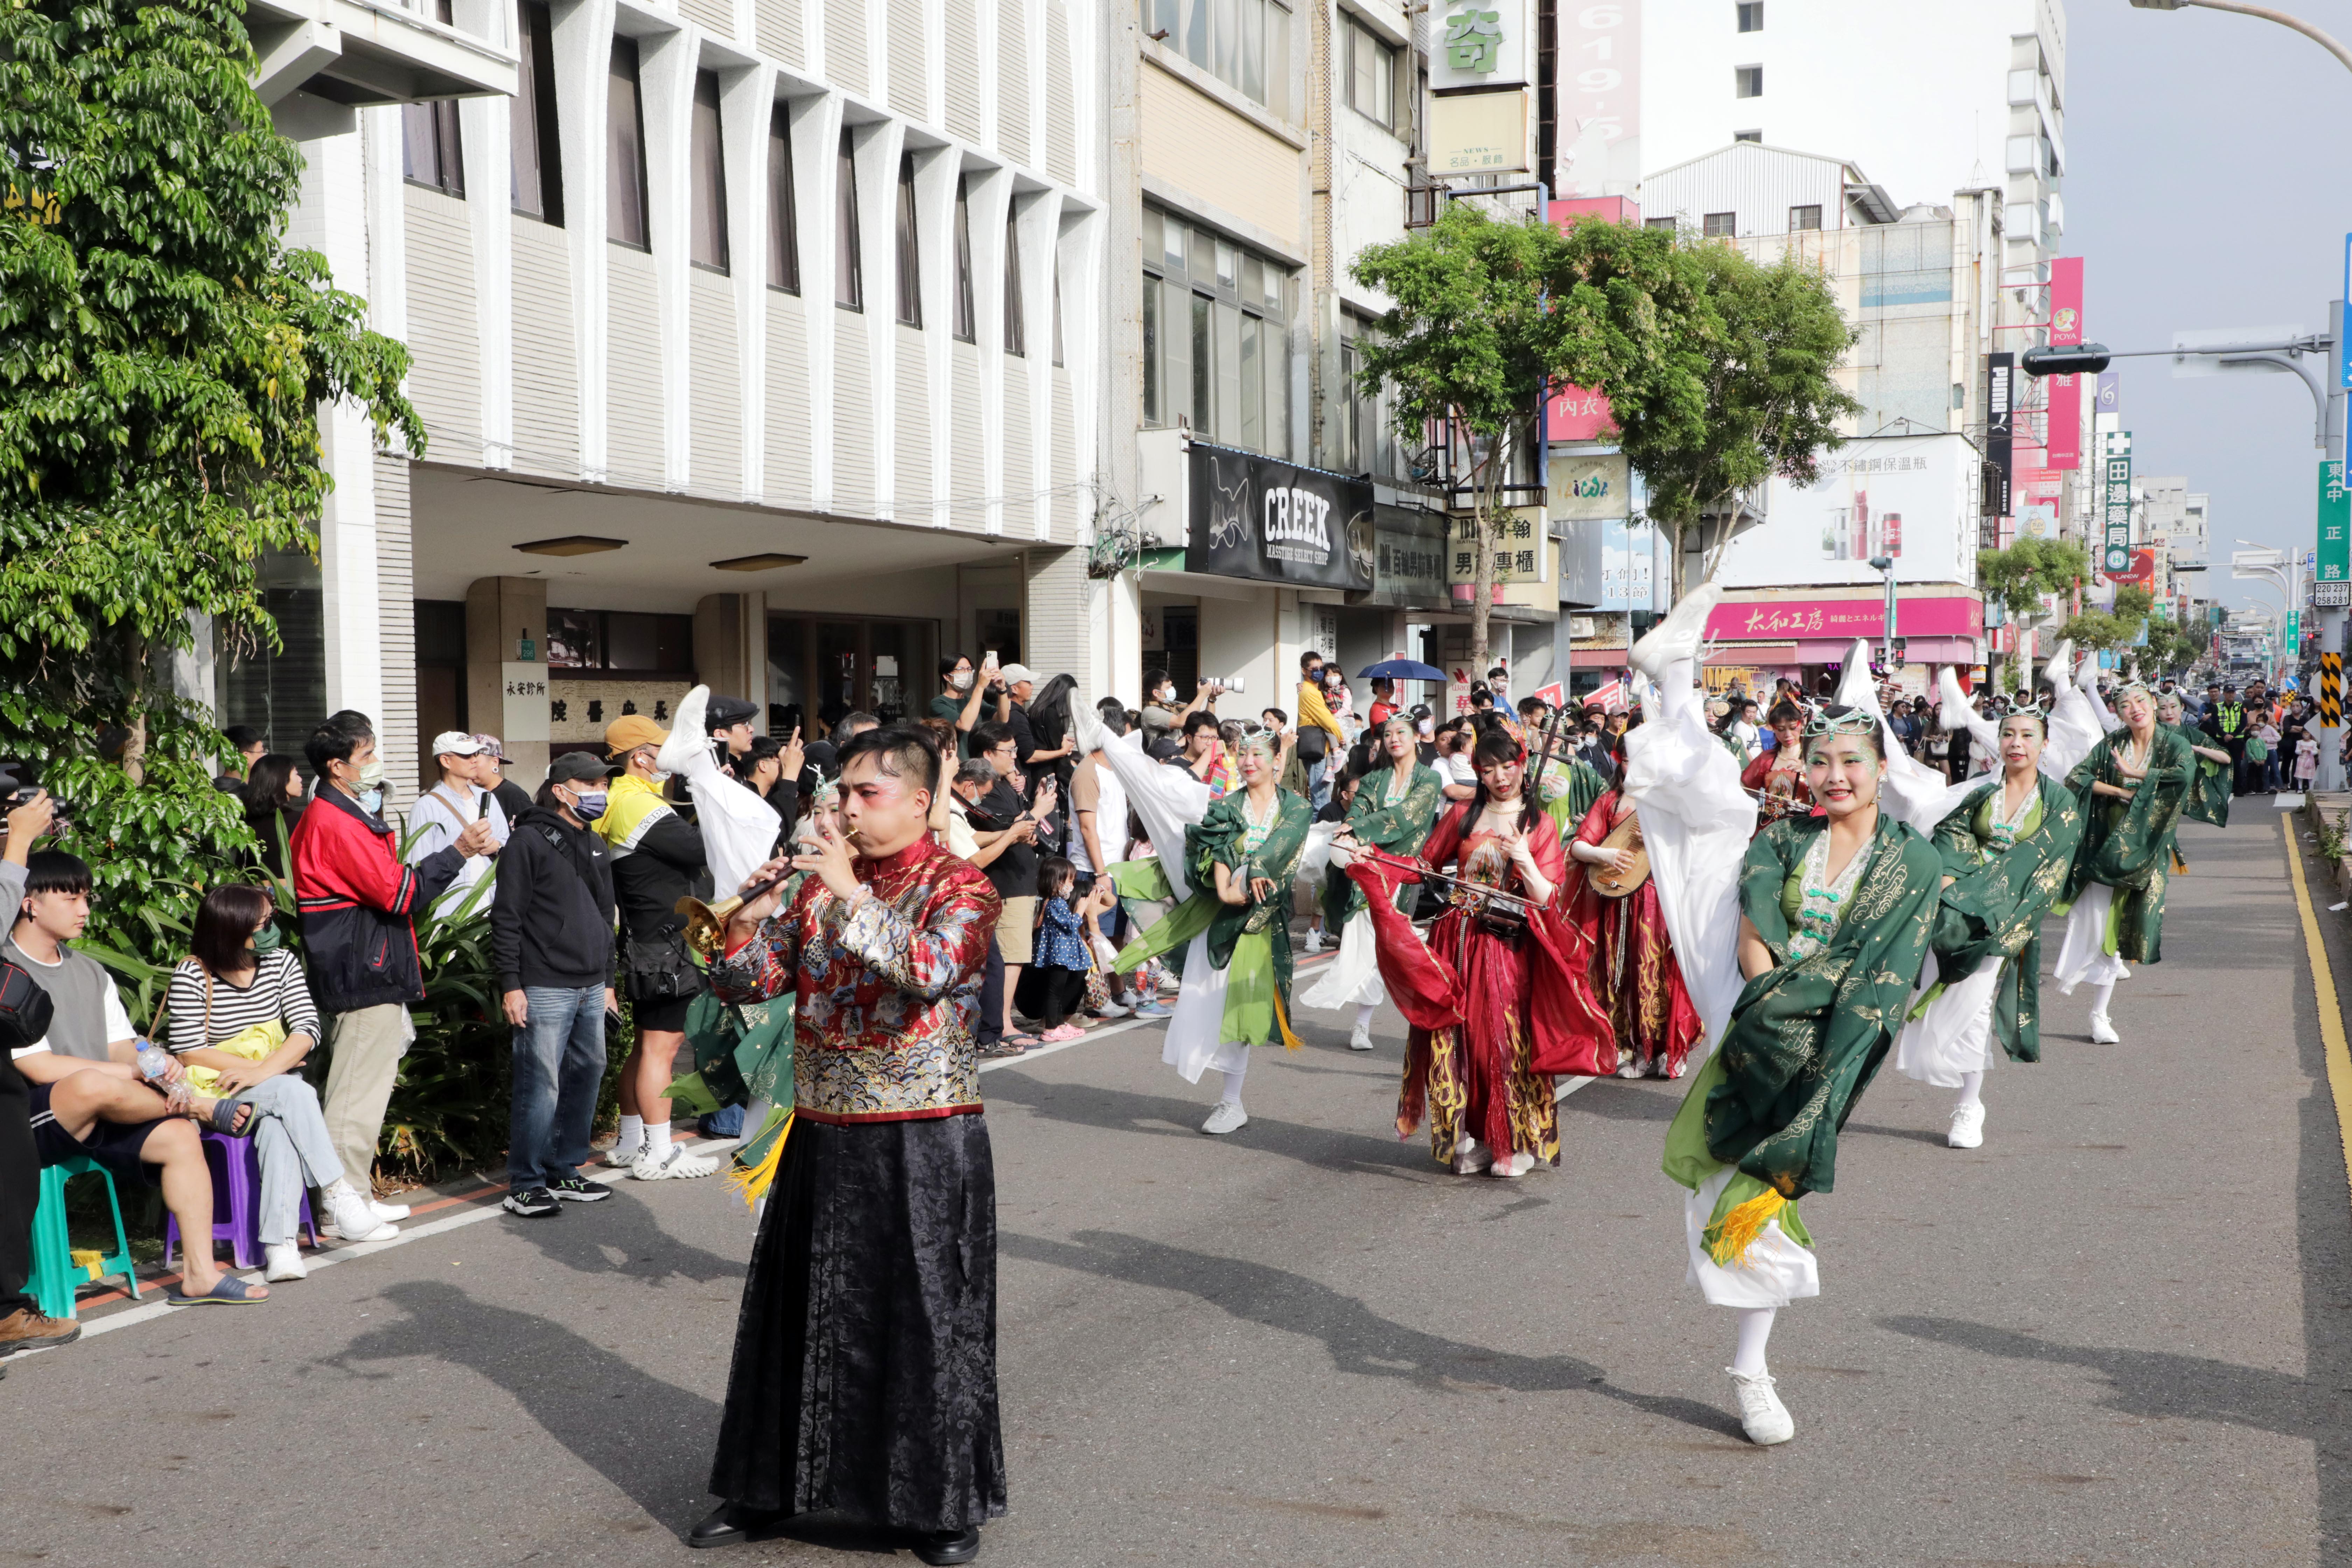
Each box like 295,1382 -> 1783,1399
1732,1307 -> 1776,1376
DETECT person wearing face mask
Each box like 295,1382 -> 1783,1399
292,713 -> 495,1216
406,731 -> 512,918
931,656 -> 993,758
492,753 -> 624,1218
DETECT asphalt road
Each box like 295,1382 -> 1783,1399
6,806 -> 2348,1568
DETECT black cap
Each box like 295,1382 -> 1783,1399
547,751 -> 619,785
707,696 -> 761,730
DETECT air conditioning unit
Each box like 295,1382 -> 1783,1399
1570,616 -> 1597,639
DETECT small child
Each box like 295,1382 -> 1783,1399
1017,856 -> 1102,1042
2298,732 -> 2319,789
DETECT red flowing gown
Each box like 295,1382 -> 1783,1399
1557,790 -> 1704,1078
1346,800 -> 1615,1167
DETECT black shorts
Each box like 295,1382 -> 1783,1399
633,995 -> 693,1034
28,1081 -> 166,1189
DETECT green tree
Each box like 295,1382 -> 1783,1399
0,0 -> 421,968
1350,206 -> 1706,668
1611,242 -> 1862,598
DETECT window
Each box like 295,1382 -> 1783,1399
402,1 -> 464,196
1736,0 -> 1762,31
1052,258 -> 1064,366
510,1 -> 562,222
1788,203 -> 1821,231
766,106 -> 799,292
835,132 -> 863,309
1140,202 -> 1289,455
607,40 -> 649,247
1190,293 -> 1210,427
1734,64 -> 1763,98
1140,274 -> 1157,421
1345,15 -> 1396,131
1702,211 -> 1736,237
690,70 -> 729,272
1142,0 -> 1288,117
894,154 -> 922,327
951,177 -> 976,342
1732,129 -> 1762,142
1644,216 -> 1677,232
1003,214 -> 1026,356
1338,315 -> 1364,472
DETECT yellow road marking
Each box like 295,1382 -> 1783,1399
2283,816 -> 2352,1200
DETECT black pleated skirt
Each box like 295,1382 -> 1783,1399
708,1113 -> 1007,1532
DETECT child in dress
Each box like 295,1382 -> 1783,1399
2298,732 -> 2319,789
1017,856 -> 1113,1042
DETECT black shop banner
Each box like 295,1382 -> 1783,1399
1186,441 -> 1375,592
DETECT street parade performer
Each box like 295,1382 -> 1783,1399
2052,679 -> 2193,1046
1097,720 -> 1313,1136
1739,702 -> 1812,832
1299,714 -> 1443,1051
688,726 -> 1004,1566
1559,780 -> 1704,1081
1891,702 -> 2085,1150
2158,689 -> 2233,833
1337,725 -> 1614,1177
1622,585 -> 1941,1449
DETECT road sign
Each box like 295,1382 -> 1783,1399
2323,653 -> 2342,727
2101,432 -> 2133,577
2317,581 -> 2352,608
2321,460 -> 2350,584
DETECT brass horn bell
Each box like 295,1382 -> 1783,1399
676,893 -> 742,960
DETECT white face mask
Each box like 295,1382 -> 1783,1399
1157,686 -> 1174,703
951,671 -> 974,691
1416,719 -> 1434,737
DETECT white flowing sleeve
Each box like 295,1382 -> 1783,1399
1623,680 -> 1756,1054
1092,730 -> 1211,898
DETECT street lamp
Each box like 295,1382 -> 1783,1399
2128,0 -> 2352,76
1868,555 -> 1897,674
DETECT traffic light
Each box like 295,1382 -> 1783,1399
2020,343 -> 2112,377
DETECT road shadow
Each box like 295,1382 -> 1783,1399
982,1070 -> 1432,1178
1562,1080 -> 1680,1124
502,1185 -> 748,1288
1842,1121 -> 1948,1148
326,1279 -> 720,1539
1002,1227 -> 1740,1440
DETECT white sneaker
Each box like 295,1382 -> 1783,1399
1615,1055 -> 1646,1079
634,1145 -> 721,1180
1200,1100 -> 1248,1136
1488,1150 -> 1535,1179
325,1183 -> 399,1244
2089,1011 -> 2120,1044
1091,1001 -> 1133,1019
1728,1367 -> 1795,1446
1453,1135 -> 1492,1176
1347,1023 -> 1375,1052
370,1199 -> 411,1222
263,1242 -> 308,1282
1946,1101 -> 1986,1150
1300,930 -> 1325,954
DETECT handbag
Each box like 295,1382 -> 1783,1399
624,935 -> 704,1002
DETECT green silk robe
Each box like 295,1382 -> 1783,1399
2064,727 -> 2193,965
1929,773 -> 2085,1063
2163,722 -> 2232,829
1321,761 -> 1443,927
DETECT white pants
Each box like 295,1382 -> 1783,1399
1893,955 -> 2005,1088
2053,884 -> 2130,994
1299,908 -> 1385,1010
1683,1166 -> 1820,1310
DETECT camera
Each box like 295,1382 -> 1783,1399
0,763 -> 70,836
1210,676 -> 1245,696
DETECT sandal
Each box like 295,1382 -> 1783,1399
167,1274 -> 269,1305
197,1097 -> 253,1136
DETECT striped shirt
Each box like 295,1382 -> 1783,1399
163,951 -> 322,1055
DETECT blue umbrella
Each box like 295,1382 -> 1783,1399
1356,659 -> 1446,682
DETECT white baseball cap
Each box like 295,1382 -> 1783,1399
431,731 -> 489,757
1000,664 -> 1038,686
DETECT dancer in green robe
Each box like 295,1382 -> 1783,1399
2157,691 -> 2232,832
1111,730 -> 1312,1136
1891,707 -> 2085,1150
2052,681 -> 2192,1045
1300,715 -> 1443,1050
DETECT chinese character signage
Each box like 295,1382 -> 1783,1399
1447,507 -> 1552,608
2101,432 -> 2133,578
1430,0 -> 1527,88
2047,258 -> 2083,471
1554,0 -> 1639,197
2319,458 -> 2349,585
1186,441 -> 1374,592
1429,87 -> 1528,175
500,662 -> 552,745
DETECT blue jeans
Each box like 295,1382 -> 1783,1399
1306,755 -> 1332,812
509,984 -> 607,1191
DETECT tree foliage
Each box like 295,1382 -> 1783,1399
1609,242 -> 1861,593
1977,537 -> 2090,623
0,0 -> 421,970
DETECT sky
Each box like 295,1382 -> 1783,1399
2064,0 -> 2352,613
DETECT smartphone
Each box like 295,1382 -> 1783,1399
479,792 -> 493,821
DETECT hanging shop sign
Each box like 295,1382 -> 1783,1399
1186,441 -> 1374,592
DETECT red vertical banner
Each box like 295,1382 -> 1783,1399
2046,258 -> 2084,471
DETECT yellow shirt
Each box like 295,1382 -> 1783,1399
1297,680 -> 1345,744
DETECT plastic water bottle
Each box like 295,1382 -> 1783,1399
134,1042 -> 172,1082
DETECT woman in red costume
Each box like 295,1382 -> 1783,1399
1560,786 -> 1704,1080
1337,726 -> 1614,1179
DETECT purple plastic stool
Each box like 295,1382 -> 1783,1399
163,1129 -> 318,1270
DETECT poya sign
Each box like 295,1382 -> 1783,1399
1186,442 -> 1374,592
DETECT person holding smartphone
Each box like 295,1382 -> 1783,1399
966,722 -> 1056,1048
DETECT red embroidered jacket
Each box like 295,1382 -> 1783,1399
711,835 -> 1000,1124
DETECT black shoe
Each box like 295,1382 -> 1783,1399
546,1175 -> 614,1203
911,1525 -> 982,1566
502,1187 -> 562,1218
688,1503 -> 784,1549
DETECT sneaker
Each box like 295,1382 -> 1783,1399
1615,1056 -> 1646,1079
1489,1150 -> 1535,1179
1946,1101 -> 1986,1150
1090,1001 -> 1133,1019
546,1175 -> 615,1203
503,1187 -> 562,1218
1200,1100 -> 1248,1136
325,1182 -> 399,1243
1300,929 -> 1326,954
1133,1000 -> 1173,1018
369,1199 -> 412,1222
0,1307 -> 80,1356
2088,1011 -> 2120,1044
1728,1367 -> 1795,1446
264,1242 -> 309,1282
635,1145 -> 721,1181
1348,1023 -> 1375,1052
1453,1135 -> 1492,1176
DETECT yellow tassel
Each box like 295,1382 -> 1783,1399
1274,990 -> 1304,1053
1707,1187 -> 1786,1268
724,1109 -> 793,1211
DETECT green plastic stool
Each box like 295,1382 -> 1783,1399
30,1155 -> 143,1320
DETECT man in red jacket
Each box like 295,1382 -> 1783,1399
292,714 -> 494,1213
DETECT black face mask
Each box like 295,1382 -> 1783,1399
0,958 -> 55,1054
